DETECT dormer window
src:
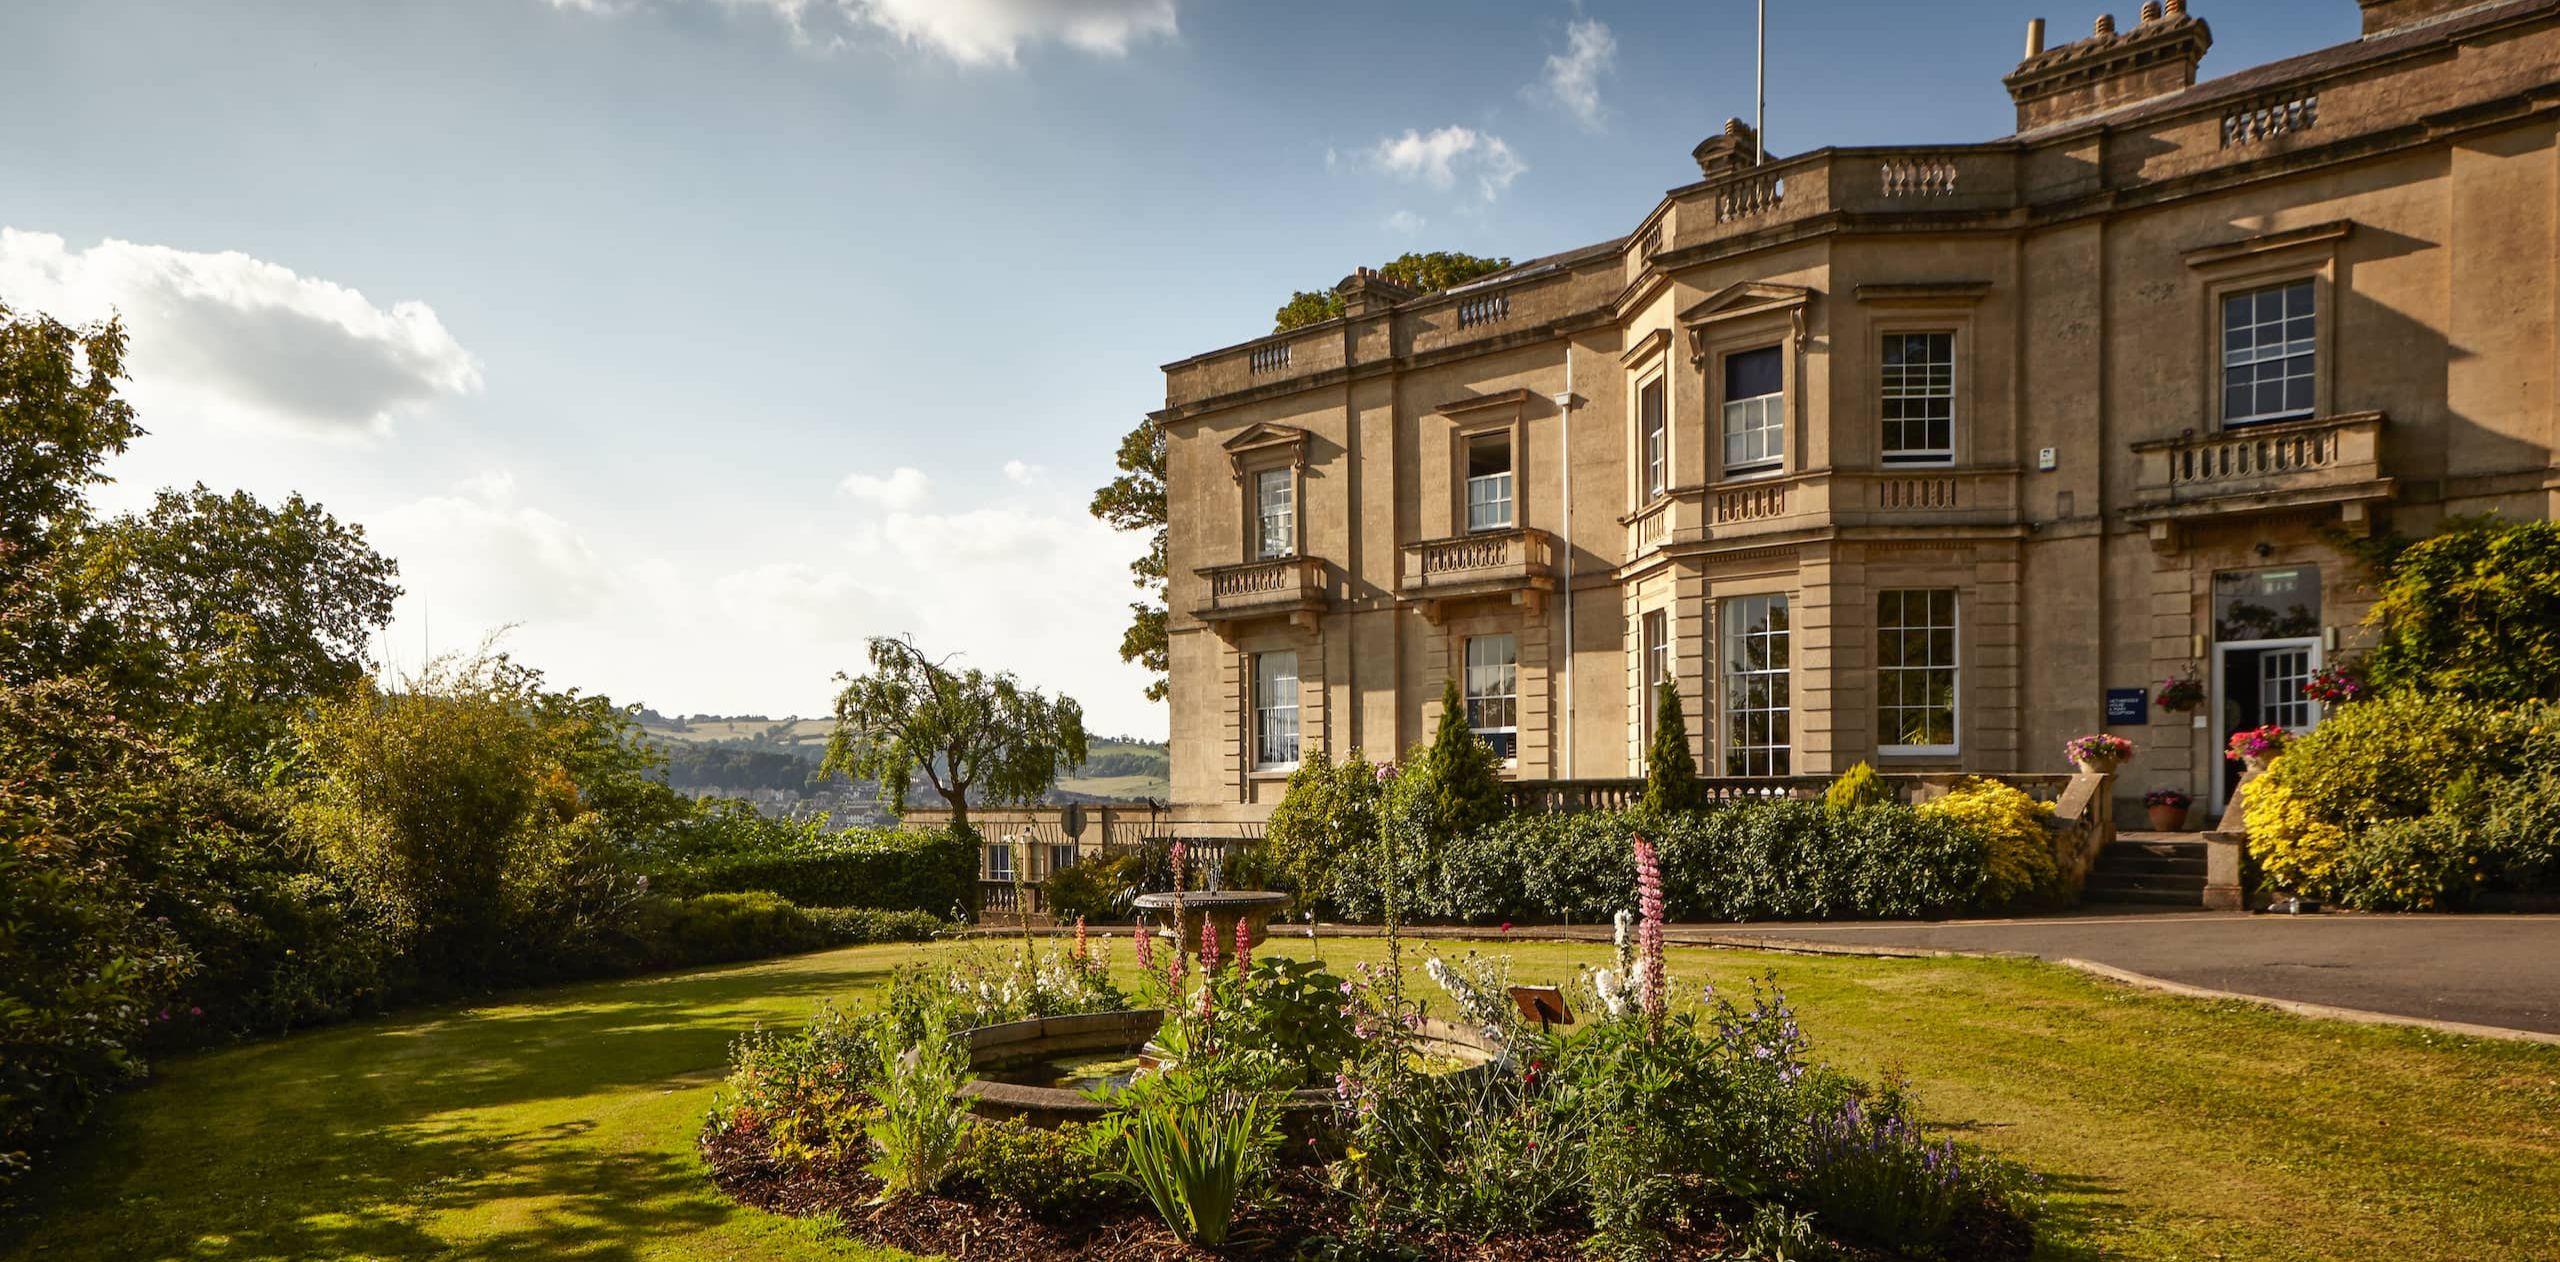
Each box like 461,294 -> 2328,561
1465,433 -> 1514,532
1722,346 -> 1785,475
1254,466 -> 1295,559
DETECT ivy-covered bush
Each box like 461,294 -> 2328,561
2367,519 -> 2560,703
1918,778 -> 2061,911
652,825 -> 978,915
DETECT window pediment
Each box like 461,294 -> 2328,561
1432,387 -> 1538,419
1223,423 -> 1310,477
2182,219 -> 2354,270
1681,282 -> 1814,364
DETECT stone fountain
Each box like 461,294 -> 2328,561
1131,889 -> 1293,964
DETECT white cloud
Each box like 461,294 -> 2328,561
839,465 -> 932,511
1361,127 -> 1527,201
1536,18 -> 1617,131
553,0 -> 1181,66
372,488 -> 610,626
0,229 -> 480,440
1384,209 -> 1428,235
1001,458 -> 1045,485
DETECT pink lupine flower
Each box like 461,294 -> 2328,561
1169,841 -> 1187,892
1633,833 -> 1667,1037
1073,915 -> 1088,961
1234,916 -> 1253,976
1133,918 -> 1156,970
1200,916 -> 1221,972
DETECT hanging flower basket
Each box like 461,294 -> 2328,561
2155,670 -> 2206,714
2065,733 -> 2137,774
2304,662 -> 2365,705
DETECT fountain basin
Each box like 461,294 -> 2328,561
1131,890 -> 1293,960
955,1008 -> 1500,1136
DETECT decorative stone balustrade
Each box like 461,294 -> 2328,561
2223,93 -> 2318,147
1398,528 -> 1557,622
1714,482 -> 1790,523
1191,555 -> 1326,628
1455,293 -> 1511,328
2126,411 -> 2392,545
1879,155 -> 1961,198
1249,343 -> 1291,374
1715,171 -> 1787,223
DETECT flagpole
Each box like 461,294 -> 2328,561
1755,0 -> 1767,164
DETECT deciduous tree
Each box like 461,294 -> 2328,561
1271,251 -> 1512,332
1090,419 -> 1168,702
821,636 -> 1089,832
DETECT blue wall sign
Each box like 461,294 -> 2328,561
2105,688 -> 2150,726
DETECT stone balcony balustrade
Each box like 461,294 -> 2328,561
1191,555 -> 1327,631
2124,411 -> 2392,545
1621,466 -> 2025,565
1398,528 -> 1557,623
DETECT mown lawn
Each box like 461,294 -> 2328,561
6,936 -> 2555,1261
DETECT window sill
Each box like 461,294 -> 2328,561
1875,747 -> 1960,760
1249,767 -> 1298,781
1720,463 -> 1786,480
2220,412 -> 2315,430
1881,455 -> 1955,467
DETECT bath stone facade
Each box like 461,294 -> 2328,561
1152,0 -> 2560,822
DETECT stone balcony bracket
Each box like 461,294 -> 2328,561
1397,528 -> 1559,624
2124,411 -> 2393,550
1192,556 -> 1328,636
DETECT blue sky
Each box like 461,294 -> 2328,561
0,0 -> 2362,737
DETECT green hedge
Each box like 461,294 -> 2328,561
650,825 -> 978,914
620,893 -> 940,968
1345,800 -> 1993,925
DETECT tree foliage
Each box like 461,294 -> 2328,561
1420,678 -> 1508,842
821,636 -> 1089,829
1089,419 -> 1168,702
78,484 -> 400,773
1641,678 -> 1703,814
2366,518 -> 2560,703
1270,251 -> 1513,332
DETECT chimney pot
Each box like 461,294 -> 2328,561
2166,0 -> 2185,13
2094,12 -> 2116,36
1723,116 -> 1745,137
2025,16 -> 2047,55
2140,1 -> 2161,21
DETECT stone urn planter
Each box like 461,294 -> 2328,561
2073,754 -> 2122,775
1131,890 -> 1292,964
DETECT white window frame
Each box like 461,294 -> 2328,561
1721,346 -> 1786,475
1880,331 -> 1956,465
1253,466 -> 1296,560
1641,609 -> 1670,747
1877,588 -> 1960,756
1047,841 -> 1078,878
1720,594 -> 1791,777
1639,376 -> 1668,501
2221,278 -> 2317,427
1252,650 -> 1300,771
1464,634 -> 1519,765
985,842 -> 1015,883
1464,432 -> 1515,533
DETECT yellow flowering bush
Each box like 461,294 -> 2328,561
1919,778 -> 2059,909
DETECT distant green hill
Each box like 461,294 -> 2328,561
633,710 -> 1169,809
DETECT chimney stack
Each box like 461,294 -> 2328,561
2025,17 -> 2047,56
1690,117 -> 1765,178
2357,0 -> 2485,34
2003,4 -> 2213,133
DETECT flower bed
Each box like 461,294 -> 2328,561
700,849 -> 2045,1260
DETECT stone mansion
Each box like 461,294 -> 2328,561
1152,0 -> 2560,822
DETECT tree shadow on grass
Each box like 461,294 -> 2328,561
2,949 -> 919,1261
1925,1116 -> 2123,1262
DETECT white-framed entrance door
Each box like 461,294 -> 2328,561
2211,637 -> 2323,814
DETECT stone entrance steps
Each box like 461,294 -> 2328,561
2085,832 -> 2208,906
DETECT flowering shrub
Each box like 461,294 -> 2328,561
2155,670 -> 2206,713
2064,733 -> 2136,766
2143,788 -> 2193,809
1918,778 -> 2060,910
2245,694 -> 2560,906
1821,761 -> 1889,816
2225,725 -> 2290,762
1798,1084 -> 1975,1244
